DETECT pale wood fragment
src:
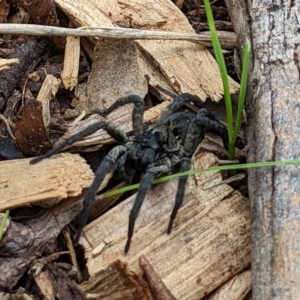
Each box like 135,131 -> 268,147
34,270 -> 56,300
80,152 -> 251,299
37,74 -> 61,128
62,36 -> 80,90
0,58 -> 19,71
206,268 -> 251,300
0,153 -> 93,211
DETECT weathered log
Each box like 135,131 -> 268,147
225,0 -> 300,298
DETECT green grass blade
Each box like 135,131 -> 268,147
234,42 -> 251,139
103,159 -> 300,198
0,210 -> 10,242
203,0 -> 234,158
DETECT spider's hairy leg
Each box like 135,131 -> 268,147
167,158 -> 191,234
94,95 -> 144,133
195,108 -> 245,150
74,145 -> 127,245
156,93 -> 204,125
30,122 -> 127,164
117,152 -> 132,184
168,118 -> 204,234
125,164 -> 171,253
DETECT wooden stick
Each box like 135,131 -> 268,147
0,24 -> 236,48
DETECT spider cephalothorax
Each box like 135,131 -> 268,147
30,93 -> 243,252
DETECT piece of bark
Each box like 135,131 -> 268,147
86,38 -> 148,112
62,36 -> 80,90
33,261 -> 83,299
225,0 -> 300,298
55,0 -> 239,101
37,74 -> 61,128
34,269 -> 57,300
0,90 -> 21,137
8,6 -> 30,24
0,39 -> 43,110
0,0 -> 9,23
80,152 -> 251,299
46,262 -> 87,300
78,260 -> 152,300
205,268 -> 251,300
139,254 -> 176,300
0,199 -> 83,290
15,0 -> 59,26
14,100 -> 51,156
0,153 -> 93,211
14,0 -> 64,50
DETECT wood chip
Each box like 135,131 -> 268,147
37,74 -> 61,128
206,268 -> 251,300
80,152 -> 251,299
78,260 -> 152,300
0,58 -> 19,71
62,36 -> 80,90
86,38 -> 148,112
34,269 -> 56,300
15,100 -> 51,156
0,153 -> 93,211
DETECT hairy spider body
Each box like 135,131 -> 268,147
30,93 -> 242,253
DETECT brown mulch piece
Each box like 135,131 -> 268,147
79,260 -> 152,300
14,99 -> 51,156
0,90 -> 21,137
14,0 -> 59,26
0,201 -> 82,291
0,39 -> 43,110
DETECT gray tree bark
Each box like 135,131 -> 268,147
225,0 -> 300,299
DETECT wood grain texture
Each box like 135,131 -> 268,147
80,152 -> 251,299
55,0 -> 239,102
0,153 -> 93,210
225,0 -> 300,298
206,268 -> 251,300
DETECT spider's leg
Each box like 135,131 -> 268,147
94,95 -> 144,133
74,145 -> 127,245
195,108 -> 245,150
30,122 -> 127,164
168,118 -> 204,234
117,152 -> 132,184
125,163 -> 171,253
167,158 -> 191,234
156,93 -> 204,125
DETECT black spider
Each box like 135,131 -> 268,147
30,93 -> 243,253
